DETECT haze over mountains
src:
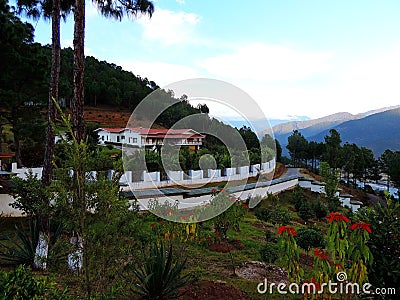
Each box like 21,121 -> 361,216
261,105 -> 400,157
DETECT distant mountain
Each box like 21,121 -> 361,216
225,116 -> 310,136
310,107 -> 400,156
260,105 -> 400,157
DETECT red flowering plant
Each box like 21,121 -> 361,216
326,212 -> 349,264
347,221 -> 373,285
277,225 -> 303,283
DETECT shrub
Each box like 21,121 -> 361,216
260,242 -> 279,263
298,202 -> 315,223
256,206 -> 292,225
269,206 -> 292,225
314,201 -> 328,221
0,265 -> 71,299
265,230 -> 278,243
126,242 -> 195,299
255,207 -> 270,222
295,227 -> 326,252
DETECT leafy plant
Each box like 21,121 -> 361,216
298,202 -> 315,224
295,227 -> 326,252
126,242 -> 195,300
0,218 -> 38,266
260,242 -> 279,263
0,265 -> 71,300
0,218 -> 63,267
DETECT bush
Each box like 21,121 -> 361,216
265,230 -> 278,243
298,202 -> 315,223
260,242 -> 279,263
256,206 -> 292,225
295,227 -> 326,252
255,207 -> 270,222
314,201 -> 328,221
0,265 -> 71,300
269,206 -> 292,225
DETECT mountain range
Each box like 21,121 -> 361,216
261,105 -> 400,157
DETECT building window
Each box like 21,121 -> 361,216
121,136 -> 125,140
132,138 -> 137,143
102,136 -> 104,141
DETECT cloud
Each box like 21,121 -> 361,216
176,0 -> 185,4
137,8 -> 201,45
198,43 -> 333,82
118,60 -> 201,86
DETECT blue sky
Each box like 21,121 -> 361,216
23,0 -> 400,119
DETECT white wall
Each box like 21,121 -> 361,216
225,168 -> 236,176
238,166 -> 249,176
12,163 -> 42,180
0,194 -> 22,217
141,171 -> 161,182
167,171 -> 184,182
189,170 -> 203,180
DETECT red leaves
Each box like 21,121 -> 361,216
349,222 -> 372,233
326,212 -> 349,223
278,225 -> 297,236
313,248 -> 329,261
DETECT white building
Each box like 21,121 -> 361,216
95,127 -> 205,150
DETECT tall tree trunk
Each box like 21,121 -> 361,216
73,0 -> 86,143
42,0 -> 60,187
35,0 -> 61,271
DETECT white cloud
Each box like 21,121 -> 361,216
176,0 -> 185,4
137,8 -> 201,45
118,60 -> 201,86
198,43 -> 333,82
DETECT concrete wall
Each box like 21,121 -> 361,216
0,194 -> 21,217
237,166 -> 249,176
12,163 -> 42,180
141,171 -> 161,182
251,164 -> 260,173
225,168 -> 236,177
167,171 -> 184,182
189,170 -> 203,180
208,169 -> 221,179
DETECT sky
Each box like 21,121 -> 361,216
21,0 -> 400,120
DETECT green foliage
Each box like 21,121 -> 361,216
0,218 -> 63,267
295,227 -> 326,252
255,205 -> 292,225
0,218 -> 38,266
313,200 -> 328,221
0,265 -> 71,300
298,202 -> 315,223
356,194 -> 400,289
9,171 -> 47,217
206,191 -> 248,239
264,230 -> 278,243
260,242 -> 279,263
319,161 -> 340,211
126,242 -> 195,300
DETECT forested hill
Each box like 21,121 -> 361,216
58,47 -> 158,110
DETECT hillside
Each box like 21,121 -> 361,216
310,107 -> 400,156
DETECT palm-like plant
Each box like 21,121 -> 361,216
126,242 -> 195,300
0,218 -> 63,267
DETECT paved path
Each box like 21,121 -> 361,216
280,167 -> 300,179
